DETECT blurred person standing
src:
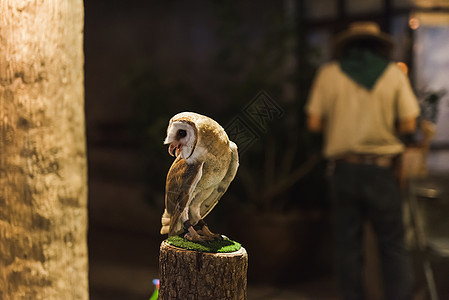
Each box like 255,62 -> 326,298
305,22 -> 420,300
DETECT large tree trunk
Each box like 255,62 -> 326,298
0,1 -> 87,299
159,242 -> 248,300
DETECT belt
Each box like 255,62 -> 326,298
334,154 -> 394,168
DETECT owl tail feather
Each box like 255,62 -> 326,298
160,209 -> 171,235
168,208 -> 183,236
161,209 -> 183,236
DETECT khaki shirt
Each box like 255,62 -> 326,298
306,62 -> 420,158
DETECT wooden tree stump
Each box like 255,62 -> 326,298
159,241 -> 248,300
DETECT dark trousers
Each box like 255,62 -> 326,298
329,162 -> 413,300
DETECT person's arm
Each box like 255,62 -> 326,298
397,117 -> 417,146
307,114 -> 323,133
306,65 -> 329,133
395,65 -> 420,135
398,117 -> 416,134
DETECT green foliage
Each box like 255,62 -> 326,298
166,235 -> 241,253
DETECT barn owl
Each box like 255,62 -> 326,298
160,112 -> 239,242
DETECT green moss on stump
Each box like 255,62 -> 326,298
166,235 -> 241,253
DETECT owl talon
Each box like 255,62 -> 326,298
184,226 -> 206,242
196,230 -> 222,241
184,232 -> 206,242
197,233 -> 220,242
196,221 -> 222,241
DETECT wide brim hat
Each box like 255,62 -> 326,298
332,22 -> 394,58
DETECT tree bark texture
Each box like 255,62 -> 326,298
159,241 -> 248,300
0,1 -> 87,299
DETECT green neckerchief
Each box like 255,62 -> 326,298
339,48 -> 390,90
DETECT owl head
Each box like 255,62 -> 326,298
164,114 -> 198,159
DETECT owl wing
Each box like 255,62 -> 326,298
200,141 -> 239,218
165,157 -> 203,236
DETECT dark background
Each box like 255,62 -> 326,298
84,0 -> 449,299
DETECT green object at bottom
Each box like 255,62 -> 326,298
166,235 -> 241,253
149,289 -> 158,300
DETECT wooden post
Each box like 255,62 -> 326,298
0,1 -> 87,298
159,241 -> 248,300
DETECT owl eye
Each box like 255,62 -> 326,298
178,129 -> 187,138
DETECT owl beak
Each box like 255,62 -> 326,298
168,143 -> 182,157
168,144 -> 176,157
